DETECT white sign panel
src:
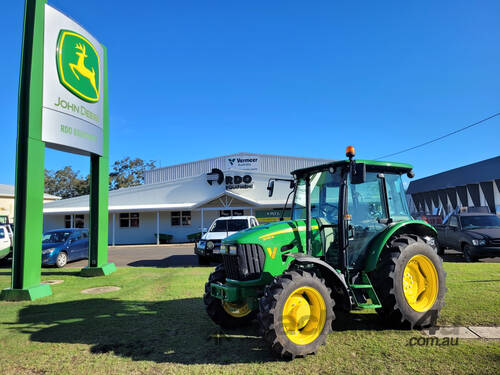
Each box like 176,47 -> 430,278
225,156 -> 259,171
42,4 -> 104,155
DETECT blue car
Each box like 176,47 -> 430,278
42,228 -> 89,268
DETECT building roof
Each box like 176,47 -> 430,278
145,152 -> 333,184
407,156 -> 500,194
0,184 -> 60,200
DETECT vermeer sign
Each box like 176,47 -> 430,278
226,156 -> 259,171
42,4 -> 104,155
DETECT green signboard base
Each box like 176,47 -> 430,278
0,283 -> 52,301
80,262 -> 116,277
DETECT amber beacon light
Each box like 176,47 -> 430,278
345,145 -> 355,158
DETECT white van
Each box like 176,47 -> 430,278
194,216 -> 259,265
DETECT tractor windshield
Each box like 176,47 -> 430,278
292,169 -> 342,223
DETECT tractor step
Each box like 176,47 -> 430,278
350,284 -> 372,289
357,303 -> 382,309
349,272 -> 382,309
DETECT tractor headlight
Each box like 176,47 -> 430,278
229,245 -> 238,255
206,241 -> 214,250
197,240 -> 206,249
220,245 -> 228,254
472,239 -> 486,246
42,248 -> 55,255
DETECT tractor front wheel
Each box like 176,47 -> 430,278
372,234 -> 447,328
203,264 -> 256,328
258,270 -> 334,359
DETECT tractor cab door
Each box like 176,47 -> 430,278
346,172 -> 387,270
306,171 -> 342,265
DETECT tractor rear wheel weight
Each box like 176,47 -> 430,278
258,270 -> 334,359
371,234 -> 447,328
203,264 -> 256,328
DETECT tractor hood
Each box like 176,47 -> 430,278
223,219 -> 321,256
224,220 -> 292,243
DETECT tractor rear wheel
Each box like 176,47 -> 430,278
371,234 -> 446,328
258,270 -> 334,359
203,264 -> 256,328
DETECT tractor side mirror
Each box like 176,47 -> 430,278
348,224 -> 355,240
350,163 -> 366,185
267,180 -> 275,197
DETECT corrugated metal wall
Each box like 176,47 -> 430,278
145,153 -> 333,184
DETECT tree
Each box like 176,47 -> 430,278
45,166 -> 90,199
109,157 -> 156,190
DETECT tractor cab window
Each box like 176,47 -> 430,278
347,172 -> 387,269
292,170 -> 341,224
385,173 -> 411,221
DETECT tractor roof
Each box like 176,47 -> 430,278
292,159 -> 413,178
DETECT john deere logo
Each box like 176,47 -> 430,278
56,30 -> 100,103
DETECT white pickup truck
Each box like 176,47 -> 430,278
194,216 -> 259,265
0,225 -> 11,262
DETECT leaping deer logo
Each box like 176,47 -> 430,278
69,43 -> 98,97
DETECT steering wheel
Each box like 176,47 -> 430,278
320,202 -> 338,222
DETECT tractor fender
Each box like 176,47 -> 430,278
364,220 -> 437,273
286,252 -> 352,311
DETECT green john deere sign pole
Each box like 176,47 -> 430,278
1,0 -> 114,301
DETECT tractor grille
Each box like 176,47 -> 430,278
222,244 -> 266,281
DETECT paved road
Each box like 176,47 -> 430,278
67,243 -> 205,268
1,244 -> 498,269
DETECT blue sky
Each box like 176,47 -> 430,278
1,1 -> 499,186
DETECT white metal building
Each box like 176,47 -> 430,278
43,153 -> 332,244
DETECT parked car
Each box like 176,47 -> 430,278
436,212 -> 500,261
0,226 -> 11,262
194,216 -> 259,265
42,228 -> 89,267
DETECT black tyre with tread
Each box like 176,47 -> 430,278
203,264 -> 256,328
258,270 -> 335,359
371,234 -> 447,328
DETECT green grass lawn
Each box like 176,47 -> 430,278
0,263 -> 499,375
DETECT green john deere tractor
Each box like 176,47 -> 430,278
203,147 -> 446,358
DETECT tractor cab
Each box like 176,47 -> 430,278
290,146 -> 415,275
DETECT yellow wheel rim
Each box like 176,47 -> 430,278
403,254 -> 439,312
282,286 -> 326,345
223,302 -> 252,318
